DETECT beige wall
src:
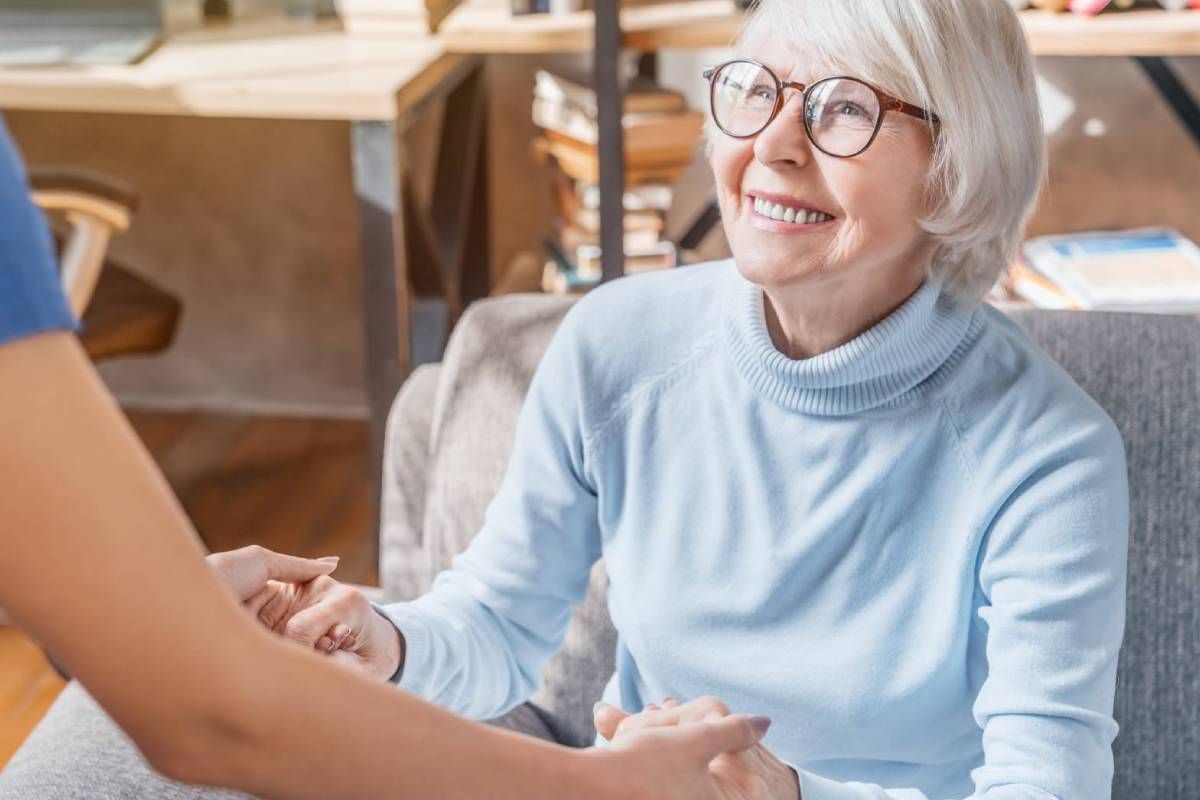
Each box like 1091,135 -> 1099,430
7,54 -> 1199,416
9,111 -> 372,416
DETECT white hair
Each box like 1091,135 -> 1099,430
722,0 -> 1045,306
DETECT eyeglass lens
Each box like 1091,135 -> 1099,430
711,61 -> 882,157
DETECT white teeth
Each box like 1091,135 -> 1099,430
750,196 -> 832,224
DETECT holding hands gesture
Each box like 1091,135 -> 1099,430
597,696 -> 802,800
206,546 -> 402,682
204,545 -> 786,800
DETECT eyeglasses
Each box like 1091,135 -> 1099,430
702,59 -> 940,158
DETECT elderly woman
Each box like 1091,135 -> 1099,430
270,1 -> 1126,797
8,0 -> 1127,798
268,0 -> 1124,792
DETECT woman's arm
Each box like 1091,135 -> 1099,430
371,301 -> 608,719
0,331 -> 763,800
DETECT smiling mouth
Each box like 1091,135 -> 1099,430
749,195 -> 835,226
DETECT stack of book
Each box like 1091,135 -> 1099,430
532,70 -> 702,294
1006,227 -> 1200,313
335,0 -> 458,33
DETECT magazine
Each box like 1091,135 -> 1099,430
1020,227 -> 1200,312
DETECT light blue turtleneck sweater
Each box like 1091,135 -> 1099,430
381,259 -> 1129,800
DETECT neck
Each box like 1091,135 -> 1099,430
762,268 -> 927,360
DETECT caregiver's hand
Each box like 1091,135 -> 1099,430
595,712 -> 776,800
206,544 -> 339,602
597,696 -> 802,800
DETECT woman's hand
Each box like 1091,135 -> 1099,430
586,710 -> 777,800
597,696 -> 802,800
245,574 -> 403,683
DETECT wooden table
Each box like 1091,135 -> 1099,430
441,0 -> 1200,280
0,19 -> 490,563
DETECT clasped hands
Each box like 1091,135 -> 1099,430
597,697 -> 801,800
206,545 -> 402,683
208,545 -> 800,800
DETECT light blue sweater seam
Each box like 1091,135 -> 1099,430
937,396 -> 979,492
582,326 -> 724,465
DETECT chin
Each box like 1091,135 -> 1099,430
733,259 -> 799,292
731,244 -> 825,291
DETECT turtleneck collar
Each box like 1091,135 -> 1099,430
723,264 -> 983,416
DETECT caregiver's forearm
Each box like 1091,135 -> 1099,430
205,629 -> 612,800
0,332 -> 612,800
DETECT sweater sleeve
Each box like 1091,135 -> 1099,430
795,416 -> 1130,800
377,302 -> 603,721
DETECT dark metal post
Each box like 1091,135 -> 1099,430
351,120 -> 411,572
594,1 -> 625,282
1134,56 -> 1200,149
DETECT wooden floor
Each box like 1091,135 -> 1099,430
0,411 -> 373,768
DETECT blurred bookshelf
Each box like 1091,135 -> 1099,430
530,68 -> 703,294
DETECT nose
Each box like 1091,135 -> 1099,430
752,93 -> 814,171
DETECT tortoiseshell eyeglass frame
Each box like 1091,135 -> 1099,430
702,59 -> 941,158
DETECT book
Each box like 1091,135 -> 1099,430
561,223 -> 663,253
571,207 -> 663,235
542,260 -> 599,295
533,135 -> 688,185
532,98 -> 705,155
534,69 -> 687,118
575,240 -> 676,280
1021,227 -> 1200,312
576,181 -> 673,212
1007,261 -> 1082,310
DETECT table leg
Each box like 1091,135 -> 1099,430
1134,56 -> 1200,150
352,119 -> 411,573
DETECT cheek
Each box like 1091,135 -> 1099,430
709,137 -> 753,209
834,169 -> 926,240
833,128 -> 932,235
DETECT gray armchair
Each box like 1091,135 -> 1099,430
3,294 -> 1197,799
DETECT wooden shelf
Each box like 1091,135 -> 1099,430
440,0 -> 1200,57
440,0 -> 739,53
1020,8 -> 1200,56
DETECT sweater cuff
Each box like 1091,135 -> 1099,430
372,602 -> 434,692
794,768 -> 870,800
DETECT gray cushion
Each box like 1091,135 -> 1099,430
0,683 -> 252,800
415,294 -> 611,746
1011,309 -> 1200,800
0,681 -> 557,800
380,362 -> 440,601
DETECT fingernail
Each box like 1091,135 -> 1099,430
749,715 -> 772,737
593,701 -> 606,715
317,556 -> 340,564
